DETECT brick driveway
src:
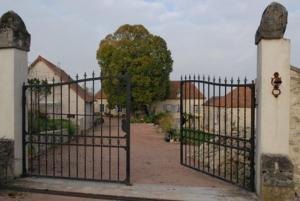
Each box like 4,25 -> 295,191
30,121 -> 230,187
131,123 -> 229,187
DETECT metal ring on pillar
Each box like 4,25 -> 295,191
271,72 -> 282,98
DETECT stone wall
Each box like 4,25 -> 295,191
290,66 -> 300,191
0,139 -> 14,186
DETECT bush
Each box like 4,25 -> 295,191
94,117 -> 104,126
170,129 -> 180,141
158,113 -> 174,133
28,111 -> 76,135
152,112 -> 166,125
182,128 -> 210,145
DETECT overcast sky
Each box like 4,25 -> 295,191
1,0 -> 299,81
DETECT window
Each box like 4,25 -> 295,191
99,104 -> 105,112
194,105 -> 199,113
164,104 -> 176,112
166,104 -> 172,112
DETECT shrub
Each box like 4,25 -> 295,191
158,113 -> 174,133
182,128 -> 210,145
170,129 -> 180,141
28,111 -> 76,135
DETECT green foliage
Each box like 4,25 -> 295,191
130,112 -> 168,124
158,113 -> 174,133
94,113 -> 104,126
97,24 -> 173,111
169,129 -> 180,141
130,118 -> 144,123
182,128 -> 211,145
152,112 -> 166,125
28,78 -> 51,99
28,112 -> 76,135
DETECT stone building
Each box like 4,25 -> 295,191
202,87 -> 253,135
149,81 -> 205,128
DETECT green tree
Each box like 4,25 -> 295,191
28,78 -> 51,118
97,24 -> 173,113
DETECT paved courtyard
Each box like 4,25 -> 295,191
29,121 -> 231,187
6,123 -> 257,201
131,123 -> 229,187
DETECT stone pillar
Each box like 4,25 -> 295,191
255,2 -> 295,200
0,11 -> 30,177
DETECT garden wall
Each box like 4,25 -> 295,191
0,139 -> 14,186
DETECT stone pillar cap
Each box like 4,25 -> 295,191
0,10 -> 31,51
255,2 -> 288,45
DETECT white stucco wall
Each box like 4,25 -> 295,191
152,99 -> 204,129
28,61 -> 93,130
0,48 -> 28,176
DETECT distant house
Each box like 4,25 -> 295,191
28,55 -> 93,131
94,81 -> 205,128
94,89 -> 109,114
94,89 -> 126,116
152,81 -> 206,128
203,86 -> 253,134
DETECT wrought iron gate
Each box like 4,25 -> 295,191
180,75 -> 255,191
22,73 -> 131,184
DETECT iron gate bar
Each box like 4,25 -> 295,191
179,79 -> 183,165
76,74 -> 79,178
125,71 -> 131,184
224,79 -> 227,179
68,77 -> 71,177
22,73 -> 131,184
230,78 -> 233,180
218,77 -> 221,177
180,76 -> 255,191
52,78 -> 56,177
100,74 -> 103,180
250,82 -> 256,192
212,77 -> 216,176
45,80 -> 48,175
22,84 -> 26,175
236,78 -> 240,183
92,72 -> 95,179
197,76 -> 201,170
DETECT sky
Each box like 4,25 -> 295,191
1,0 -> 300,81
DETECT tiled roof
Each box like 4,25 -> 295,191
168,81 -> 205,99
95,89 -> 107,99
95,80 -> 205,100
29,56 -> 93,102
203,86 -> 253,108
